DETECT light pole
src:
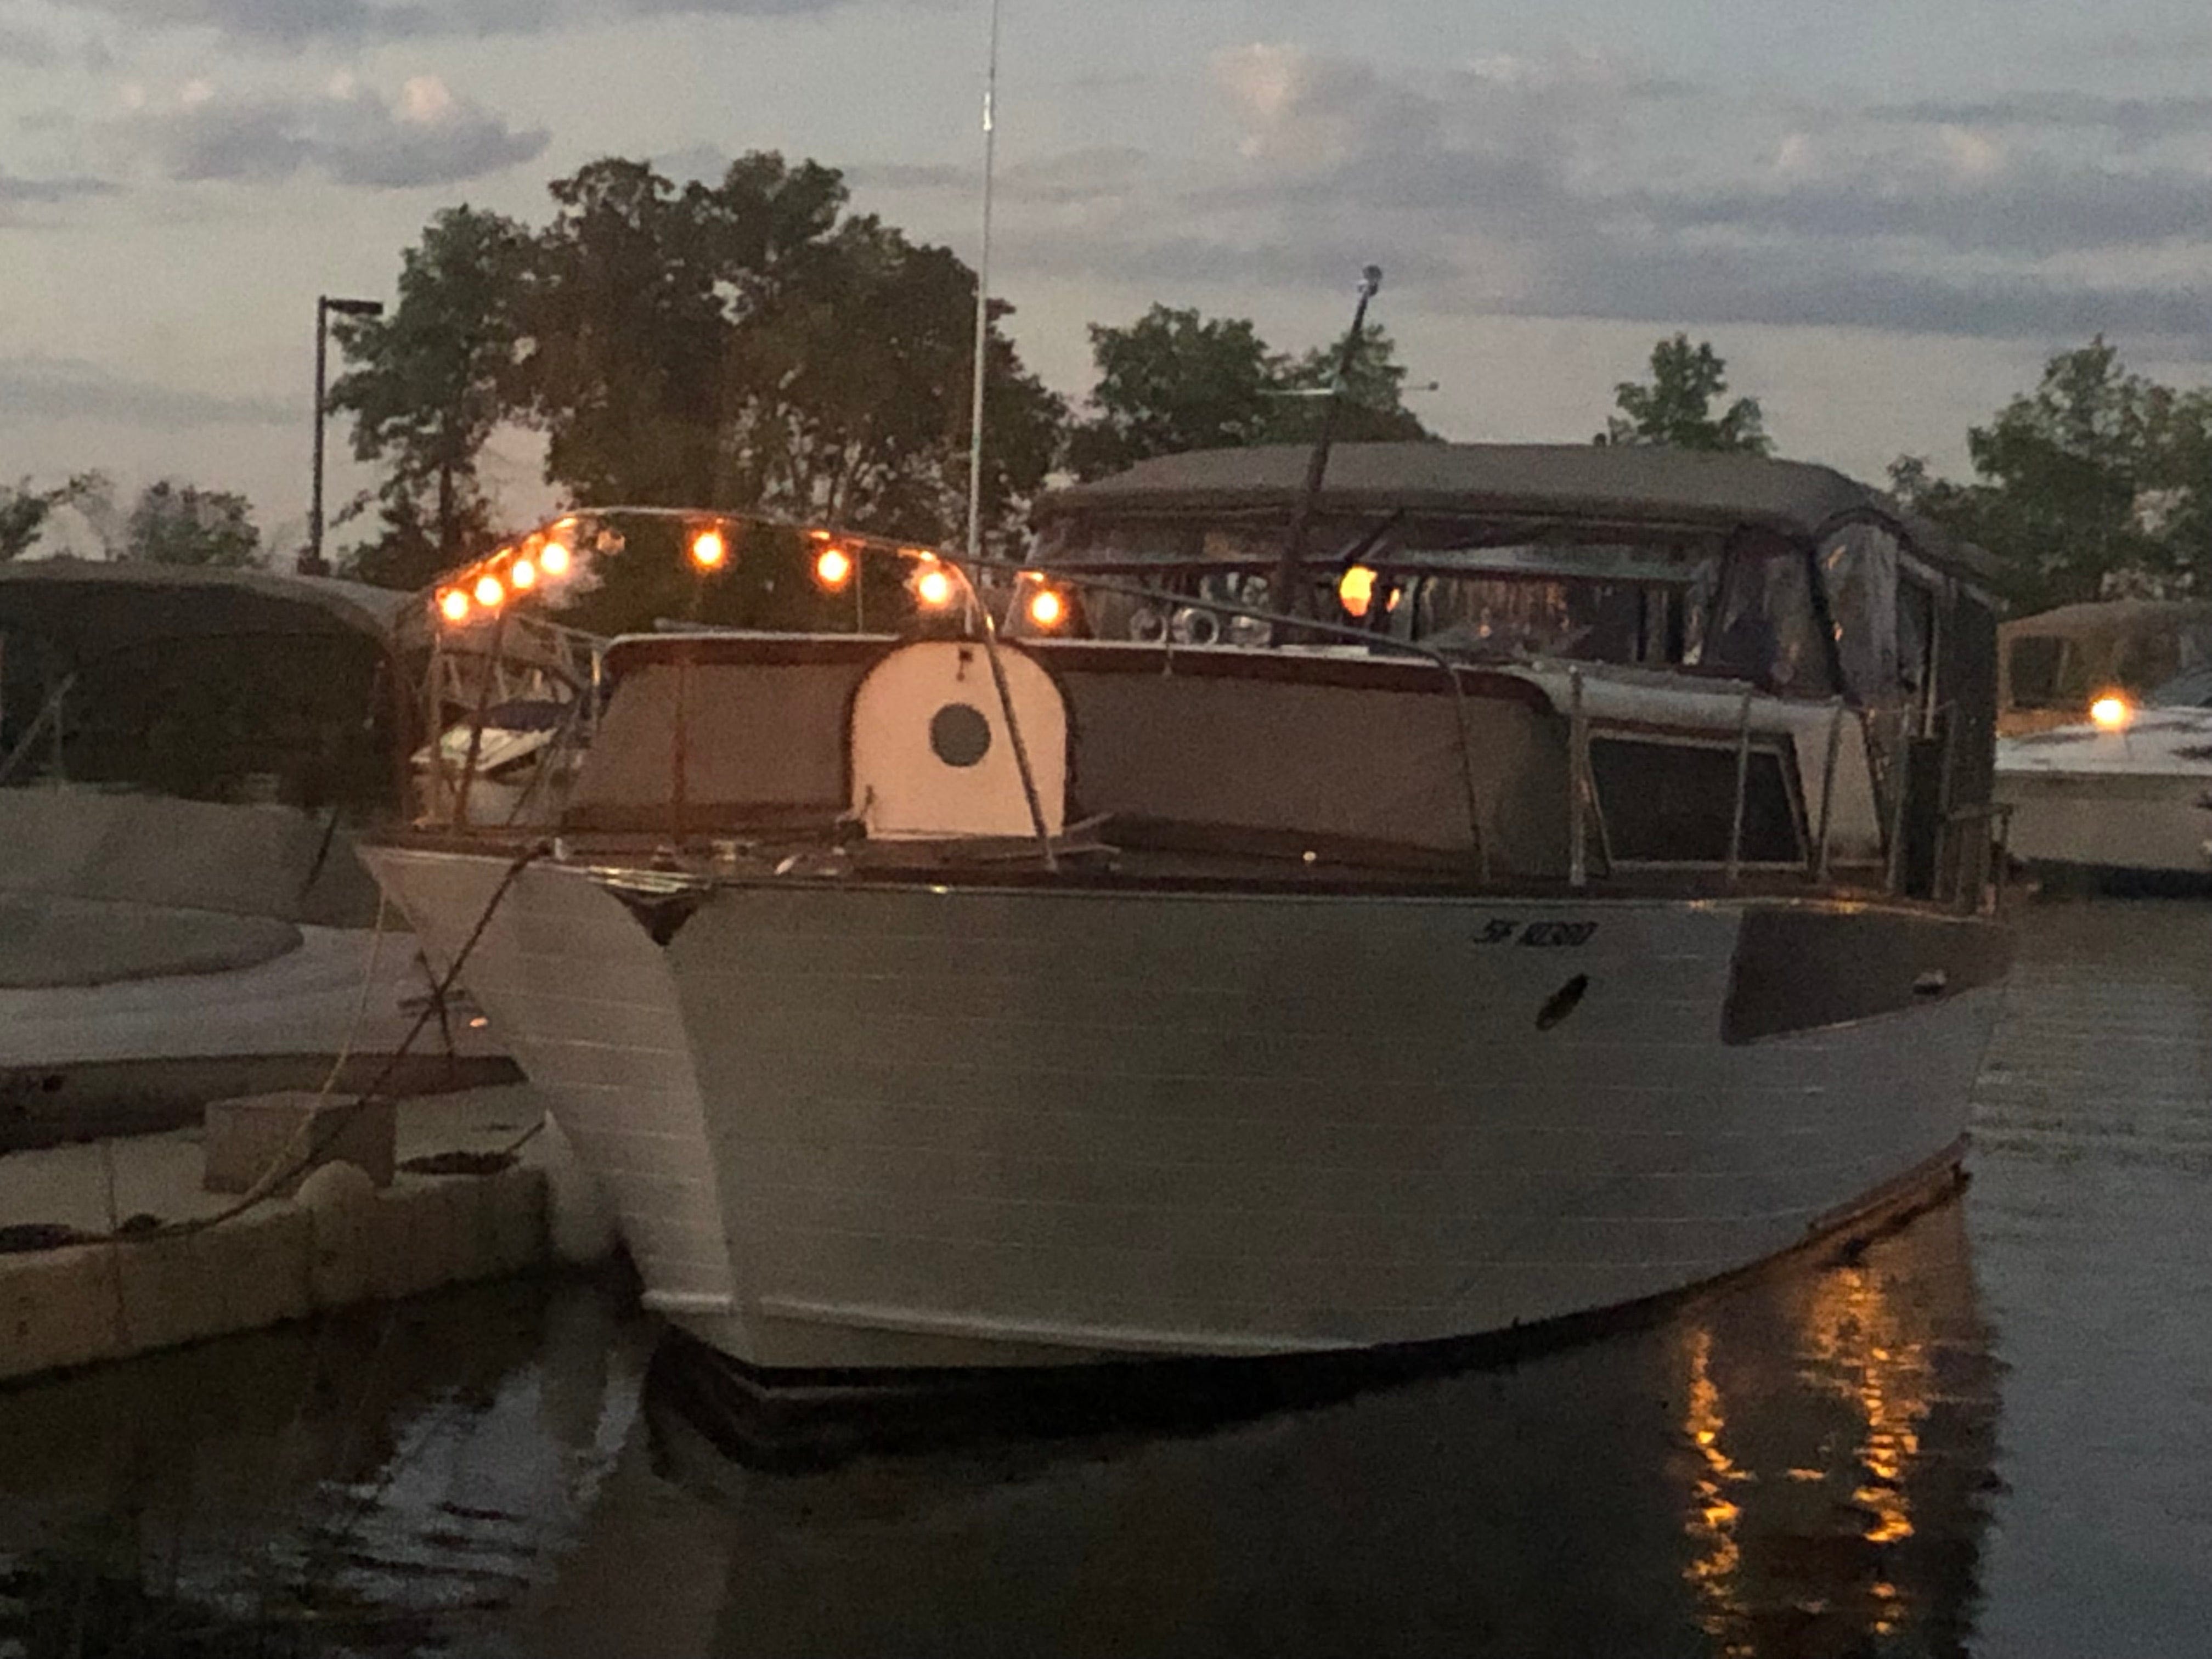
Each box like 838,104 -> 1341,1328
301,294 -> 385,577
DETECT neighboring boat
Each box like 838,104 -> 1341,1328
363,443 -> 2011,1386
0,560 -> 509,1149
1995,600 -> 2212,881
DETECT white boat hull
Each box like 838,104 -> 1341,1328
1997,712 -> 2212,878
1996,769 -> 2212,877
364,847 -> 2002,1372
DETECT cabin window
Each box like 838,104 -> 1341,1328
1589,736 -> 1804,866
1704,531 -> 1832,698
2005,635 -> 2066,708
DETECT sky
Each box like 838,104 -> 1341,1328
1,0 -> 2208,562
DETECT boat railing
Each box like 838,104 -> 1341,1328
402,507 -> 2001,913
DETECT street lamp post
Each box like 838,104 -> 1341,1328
300,294 -> 385,577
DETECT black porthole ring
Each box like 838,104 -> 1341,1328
930,703 -> 994,769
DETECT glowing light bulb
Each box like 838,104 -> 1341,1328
1339,565 -> 1379,619
2091,695 -> 2132,732
814,545 -> 854,590
438,589 -> 470,624
915,567 -> 955,609
473,573 -> 505,610
539,539 -> 571,577
1028,587 -> 1066,629
690,528 -> 728,570
510,557 -> 538,591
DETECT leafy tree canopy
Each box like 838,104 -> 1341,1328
0,474 -> 104,561
1069,305 -> 1432,480
329,205 -> 534,591
121,481 -> 261,567
1597,335 -> 1773,455
331,153 -> 1066,620
1891,338 -> 2212,610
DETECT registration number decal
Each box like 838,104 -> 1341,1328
1476,919 -> 1598,948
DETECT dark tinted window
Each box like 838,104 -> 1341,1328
2005,636 -> 2064,708
1591,737 -> 1803,865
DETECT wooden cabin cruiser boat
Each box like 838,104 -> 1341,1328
0,561 -> 506,1148
363,444 -> 2011,1380
1995,600 -> 2212,881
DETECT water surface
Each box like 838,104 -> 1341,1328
2,898 -> 2205,1657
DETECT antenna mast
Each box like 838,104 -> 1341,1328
964,0 -> 1002,565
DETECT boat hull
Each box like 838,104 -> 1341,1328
1996,767 -> 2212,879
363,847 -> 2005,1373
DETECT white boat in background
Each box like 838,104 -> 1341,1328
0,560 -> 509,1149
365,444 -> 2012,1383
1994,600 -> 2212,882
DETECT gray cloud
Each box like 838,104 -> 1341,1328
1491,240 -> 2212,350
0,169 -> 115,204
104,77 -> 548,189
50,0 -> 856,47
1159,43 -> 2212,349
0,354 -> 290,426
0,24 -> 61,64
1871,92 -> 2212,148
850,146 -> 1149,207
1627,160 -> 2212,257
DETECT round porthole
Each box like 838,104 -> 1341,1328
930,702 -> 994,768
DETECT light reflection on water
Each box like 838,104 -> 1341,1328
4,897 -> 2210,1656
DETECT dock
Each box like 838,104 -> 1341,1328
0,1084 -> 610,1385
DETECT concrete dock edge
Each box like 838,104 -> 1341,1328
1,1164 -> 550,1385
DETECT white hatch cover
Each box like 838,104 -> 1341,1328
849,641 -> 1068,839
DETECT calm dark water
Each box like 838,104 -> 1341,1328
2,898 -> 2207,1658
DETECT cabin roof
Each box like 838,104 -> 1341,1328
0,558 -> 400,661
2000,597 -> 2212,642
1036,443 -> 2002,587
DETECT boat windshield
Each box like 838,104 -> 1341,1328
2004,613 -> 2212,710
1028,509 -> 1836,693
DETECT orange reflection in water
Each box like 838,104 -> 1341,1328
1678,1245 -> 1950,1652
1682,1325 -> 1756,1659
1801,1263 -> 1935,1630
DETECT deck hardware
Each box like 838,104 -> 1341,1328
1568,668 -> 1589,889
1725,685 -> 1755,886
1815,697 -> 1845,882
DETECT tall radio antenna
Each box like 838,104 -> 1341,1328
964,0 -> 1002,565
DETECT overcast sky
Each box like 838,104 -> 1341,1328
2,0 -> 2208,560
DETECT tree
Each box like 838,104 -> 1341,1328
1069,307 -> 1286,479
329,205 -> 534,591
0,473 -> 103,561
1598,335 -> 1772,454
1891,338 -> 2211,608
121,481 -> 261,567
1069,306 -> 1433,479
1268,324 -> 1434,446
719,214 -> 1065,541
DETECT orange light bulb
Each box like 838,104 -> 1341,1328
1028,587 -> 1066,629
473,574 -> 505,610
915,567 -> 955,609
690,528 -> 728,570
1339,565 -> 1379,619
2090,695 -> 2132,732
510,557 -> 538,590
438,589 -> 470,624
815,545 -> 854,590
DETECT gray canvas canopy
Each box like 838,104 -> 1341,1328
1037,443 -> 2002,591
0,559 -> 401,661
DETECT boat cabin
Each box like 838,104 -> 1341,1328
1997,599 -> 2212,732
435,445 -> 2008,908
